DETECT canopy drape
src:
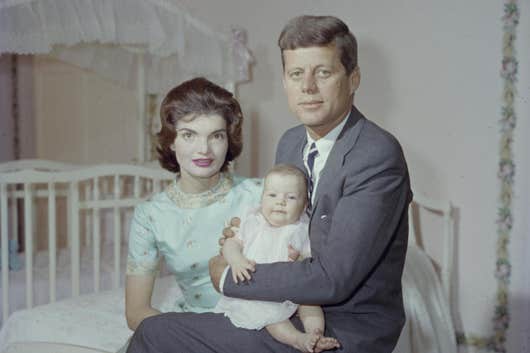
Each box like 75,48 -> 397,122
0,0 -> 253,93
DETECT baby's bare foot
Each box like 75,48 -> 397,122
294,332 -> 320,353
314,336 -> 340,353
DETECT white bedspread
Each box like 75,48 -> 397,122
0,245 -> 129,322
394,245 -> 457,353
0,246 -> 457,353
0,276 -> 181,353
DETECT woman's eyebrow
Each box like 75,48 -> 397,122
209,129 -> 227,134
176,128 -> 196,133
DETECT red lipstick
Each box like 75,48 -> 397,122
192,158 -> 213,167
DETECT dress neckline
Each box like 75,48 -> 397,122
165,173 -> 234,209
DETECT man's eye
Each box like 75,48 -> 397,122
268,193 -> 276,197
316,69 -> 331,78
288,196 -> 298,200
289,71 -> 303,79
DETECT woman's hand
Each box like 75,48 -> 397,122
230,257 -> 256,284
209,255 -> 229,292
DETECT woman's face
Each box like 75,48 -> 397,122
173,113 -> 228,184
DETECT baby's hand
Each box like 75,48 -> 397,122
219,217 -> 241,250
288,245 -> 300,262
230,257 -> 256,284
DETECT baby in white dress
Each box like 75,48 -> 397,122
214,164 -> 340,353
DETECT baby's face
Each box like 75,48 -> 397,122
261,173 -> 307,227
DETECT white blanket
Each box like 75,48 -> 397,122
0,246 -> 456,353
395,245 -> 457,353
0,276 -> 181,353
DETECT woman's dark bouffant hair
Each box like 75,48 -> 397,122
157,77 -> 243,173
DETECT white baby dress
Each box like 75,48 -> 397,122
214,209 -> 310,330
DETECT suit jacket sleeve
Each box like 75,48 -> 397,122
223,126 -> 411,305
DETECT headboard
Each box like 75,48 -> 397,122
408,191 -> 455,319
0,161 -> 174,323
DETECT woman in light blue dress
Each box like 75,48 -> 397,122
122,78 -> 262,347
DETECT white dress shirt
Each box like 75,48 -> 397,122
303,111 -> 350,205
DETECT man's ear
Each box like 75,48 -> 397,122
349,66 -> 361,95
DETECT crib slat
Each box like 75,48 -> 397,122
24,183 -> 34,309
70,182 -> 80,297
153,179 -> 160,194
407,205 -> 417,245
93,177 -> 101,292
442,204 -> 454,310
134,176 -> 140,198
84,183 -> 92,248
48,182 -> 57,302
1,183 -> 9,323
11,189 -> 18,259
113,175 -> 121,289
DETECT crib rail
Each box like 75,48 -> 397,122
0,162 -> 174,323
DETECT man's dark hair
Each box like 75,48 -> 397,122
278,15 -> 358,74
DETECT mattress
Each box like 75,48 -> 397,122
0,276 -> 180,353
1,244 -> 128,323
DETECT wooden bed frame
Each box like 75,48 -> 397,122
0,160 -> 173,323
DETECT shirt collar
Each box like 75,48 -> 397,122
305,108 -> 351,155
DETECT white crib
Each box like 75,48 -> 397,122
0,159 -> 457,353
0,161 -> 173,324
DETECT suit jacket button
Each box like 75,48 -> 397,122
320,214 -> 327,220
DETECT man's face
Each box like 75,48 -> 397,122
282,44 -> 359,139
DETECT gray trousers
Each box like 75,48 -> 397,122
126,312 -> 308,353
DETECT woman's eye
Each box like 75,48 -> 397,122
268,193 -> 276,197
288,196 -> 298,200
212,132 -> 226,140
181,132 -> 193,140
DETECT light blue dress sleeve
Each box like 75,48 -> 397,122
126,202 -> 161,276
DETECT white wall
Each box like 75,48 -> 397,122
33,56 -> 138,164
176,0 -> 529,349
26,0 -> 528,350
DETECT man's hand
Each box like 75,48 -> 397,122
230,257 -> 256,284
209,255 -> 229,293
218,217 -> 241,248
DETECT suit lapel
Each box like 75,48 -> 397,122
290,133 -> 307,176
312,107 -> 364,209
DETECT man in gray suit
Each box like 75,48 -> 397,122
127,15 -> 411,353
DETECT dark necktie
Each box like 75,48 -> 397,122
306,142 -> 319,210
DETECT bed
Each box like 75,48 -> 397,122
0,160 -> 457,353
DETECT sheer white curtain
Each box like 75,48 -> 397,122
0,0 -> 253,93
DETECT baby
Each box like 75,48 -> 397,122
214,164 -> 340,353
